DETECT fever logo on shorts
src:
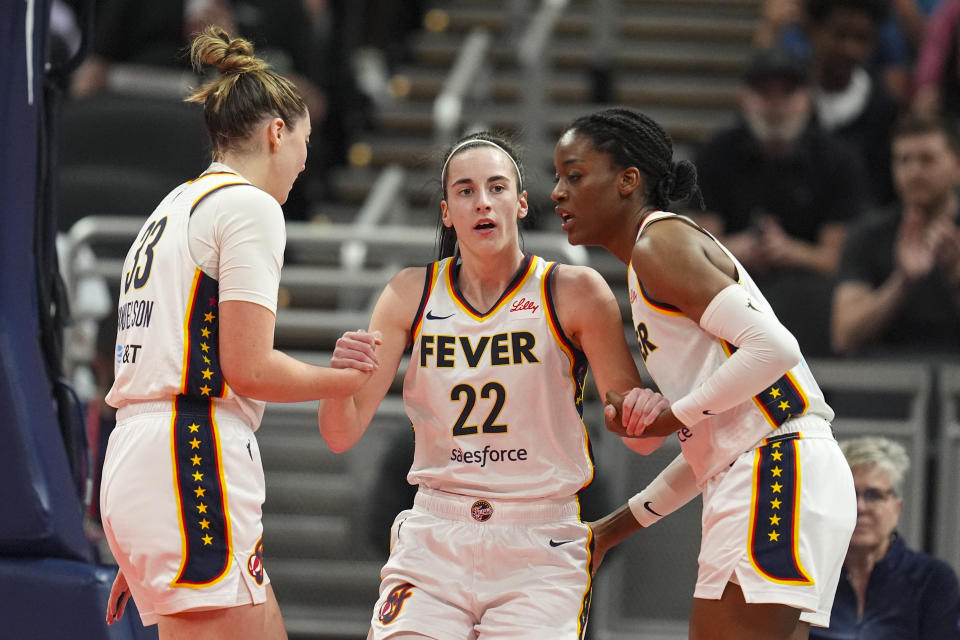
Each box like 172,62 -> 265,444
471,499 -> 493,522
247,538 -> 265,585
378,582 -> 415,625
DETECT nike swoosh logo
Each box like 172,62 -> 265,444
643,501 -> 664,517
425,310 -> 454,320
549,539 -> 574,547
702,410 -> 718,416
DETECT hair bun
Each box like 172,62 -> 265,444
670,160 -> 697,201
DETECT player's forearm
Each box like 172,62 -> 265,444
226,349 -> 370,403
591,504 -> 644,549
317,395 -> 369,453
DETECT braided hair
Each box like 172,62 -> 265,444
563,108 -> 703,211
436,131 -> 526,260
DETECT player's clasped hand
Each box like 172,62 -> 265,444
604,388 -> 670,437
330,330 -> 383,372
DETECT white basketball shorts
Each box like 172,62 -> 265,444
369,487 -> 593,639
100,399 -> 269,625
694,418 -> 856,627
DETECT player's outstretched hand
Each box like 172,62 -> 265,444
105,569 -> 130,626
331,329 -> 382,372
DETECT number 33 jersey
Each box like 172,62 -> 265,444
106,165 -> 286,429
404,255 -> 595,500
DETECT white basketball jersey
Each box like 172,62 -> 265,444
106,171 -> 266,427
627,211 -> 834,482
404,255 -> 595,500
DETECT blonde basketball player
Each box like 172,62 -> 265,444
551,108 -> 857,639
320,131 -> 668,639
100,27 -> 378,639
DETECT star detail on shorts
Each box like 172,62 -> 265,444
768,530 -> 780,542
191,454 -> 202,466
197,503 -> 208,514
192,471 -> 203,481
202,535 -> 213,546
769,515 -> 781,526
770,498 -> 782,509
189,437 -> 202,449
188,423 -> 200,432
771,482 -> 783,493
199,518 -> 210,530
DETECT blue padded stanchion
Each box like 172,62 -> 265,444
0,558 -> 157,639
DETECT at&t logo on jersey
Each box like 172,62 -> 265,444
116,344 -> 143,364
378,582 -> 415,625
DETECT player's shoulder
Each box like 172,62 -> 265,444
208,181 -> 278,211
387,265 -> 431,296
548,262 -> 614,302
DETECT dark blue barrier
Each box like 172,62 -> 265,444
0,558 -> 158,639
0,0 -> 91,560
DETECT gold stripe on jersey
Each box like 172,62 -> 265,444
632,268 -> 684,317
746,434 -> 813,585
445,255 -> 538,321
540,262 -> 594,489
169,396 -> 233,588
720,341 -> 810,428
540,262 -> 587,414
411,262 -> 440,343
189,181 -> 250,216
187,171 -> 240,184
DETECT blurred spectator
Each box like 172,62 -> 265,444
832,112 -> 960,356
755,0 -> 942,105
810,436 -> 960,639
689,45 -> 867,356
913,0 -> 960,122
805,0 -> 903,206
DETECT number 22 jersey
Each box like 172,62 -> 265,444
404,255 -> 595,501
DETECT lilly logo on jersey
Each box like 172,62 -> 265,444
509,297 -> 539,314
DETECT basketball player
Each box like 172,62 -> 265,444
100,27 -> 379,639
319,131 -> 668,639
551,108 -> 857,639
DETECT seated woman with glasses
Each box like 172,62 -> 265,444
811,436 -> 960,639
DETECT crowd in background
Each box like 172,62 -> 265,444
46,2 -> 960,636
686,0 -> 960,360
